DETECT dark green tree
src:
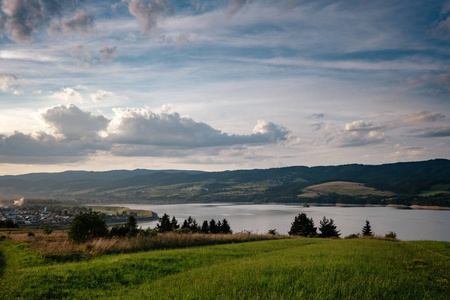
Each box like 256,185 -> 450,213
209,219 -> 219,234
181,219 -> 189,229
220,219 -> 232,234
68,212 -> 108,243
157,213 -> 172,233
201,220 -> 209,233
318,216 -> 340,238
288,213 -> 317,237
171,216 -> 180,230
361,220 -> 373,236
126,215 -> 139,237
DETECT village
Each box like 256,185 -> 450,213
0,198 -> 155,228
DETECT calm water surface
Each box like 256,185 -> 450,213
111,203 -> 450,241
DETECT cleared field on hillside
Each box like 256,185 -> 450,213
421,184 -> 450,197
1,237 -> 448,299
299,181 -> 395,198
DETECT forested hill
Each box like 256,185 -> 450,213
0,159 -> 449,206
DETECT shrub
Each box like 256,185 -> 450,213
68,212 -> 108,243
42,226 -> 53,235
345,233 -> 360,239
268,229 -> 278,235
385,231 -> 397,239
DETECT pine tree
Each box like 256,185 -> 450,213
201,220 -> 209,233
361,220 -> 373,236
220,219 -> 232,234
288,213 -> 317,237
157,213 -> 172,232
171,216 -> 180,230
209,219 -> 219,234
318,216 -> 340,238
126,215 -> 139,237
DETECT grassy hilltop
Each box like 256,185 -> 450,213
1,235 -> 449,299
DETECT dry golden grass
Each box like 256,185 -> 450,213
3,229 -> 285,260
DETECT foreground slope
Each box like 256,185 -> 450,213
1,238 -> 449,299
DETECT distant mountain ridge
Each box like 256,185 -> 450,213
0,159 -> 449,206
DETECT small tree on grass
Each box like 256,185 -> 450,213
288,213 -> 317,237
318,216 -> 340,238
361,220 -> 373,236
68,212 -> 108,243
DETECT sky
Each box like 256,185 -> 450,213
0,0 -> 449,175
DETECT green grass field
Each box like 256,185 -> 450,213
1,238 -> 449,299
420,184 -> 450,197
299,181 -> 395,198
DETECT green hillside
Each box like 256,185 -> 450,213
1,238 -> 449,299
0,159 -> 449,206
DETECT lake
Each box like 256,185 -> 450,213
109,203 -> 450,242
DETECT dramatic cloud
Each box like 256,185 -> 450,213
40,104 -> 109,140
123,0 -> 173,35
110,107 -> 289,147
100,46 -> 117,61
52,87 -> 83,103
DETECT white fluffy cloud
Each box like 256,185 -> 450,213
40,104 -> 109,140
0,104 -> 291,163
109,107 -> 289,148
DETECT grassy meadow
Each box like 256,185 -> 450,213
299,181 -> 395,198
1,233 -> 449,299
